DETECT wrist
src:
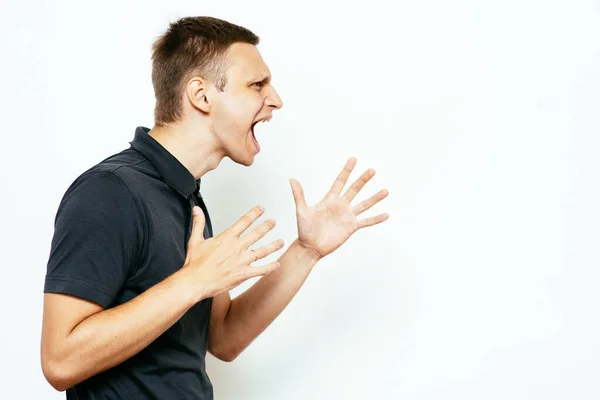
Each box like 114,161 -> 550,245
171,266 -> 212,305
293,239 -> 323,263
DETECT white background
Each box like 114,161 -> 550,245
1,0 -> 599,398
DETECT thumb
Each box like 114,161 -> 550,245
289,178 -> 307,209
191,206 -> 206,241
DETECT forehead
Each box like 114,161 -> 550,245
225,43 -> 270,81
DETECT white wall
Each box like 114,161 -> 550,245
2,0 -> 599,398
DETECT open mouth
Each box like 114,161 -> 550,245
250,118 -> 270,152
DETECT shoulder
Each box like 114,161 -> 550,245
56,168 -> 142,233
62,148 -> 150,207
63,170 -> 133,206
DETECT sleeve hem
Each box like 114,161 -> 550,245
44,276 -> 114,308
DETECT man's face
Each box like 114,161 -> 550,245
208,43 -> 283,166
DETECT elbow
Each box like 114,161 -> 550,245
209,343 -> 239,363
41,354 -> 76,392
219,349 -> 239,363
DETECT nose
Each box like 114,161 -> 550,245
266,85 -> 283,110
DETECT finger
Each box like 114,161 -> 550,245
229,205 -> 265,237
289,178 -> 307,209
240,218 -> 277,248
342,168 -> 376,203
246,239 -> 285,263
352,189 -> 389,216
244,261 -> 282,279
357,213 -> 390,229
329,157 -> 357,195
189,206 -> 206,242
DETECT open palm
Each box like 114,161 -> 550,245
289,157 -> 389,259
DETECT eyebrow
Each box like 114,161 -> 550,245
249,74 -> 271,84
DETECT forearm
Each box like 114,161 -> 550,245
48,267 -> 203,390
221,238 -> 320,358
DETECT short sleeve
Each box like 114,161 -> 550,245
44,171 -> 143,308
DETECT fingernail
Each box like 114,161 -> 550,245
258,205 -> 264,211
192,206 -> 201,215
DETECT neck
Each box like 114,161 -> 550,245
148,120 -> 225,180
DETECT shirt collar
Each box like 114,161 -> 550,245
130,126 -> 200,198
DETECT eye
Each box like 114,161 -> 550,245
252,81 -> 265,89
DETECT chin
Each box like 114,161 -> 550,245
239,157 -> 254,167
224,136 -> 258,167
227,153 -> 255,167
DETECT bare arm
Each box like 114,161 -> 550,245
208,238 -> 319,361
209,158 -> 389,361
41,267 -> 204,391
42,205 -> 283,391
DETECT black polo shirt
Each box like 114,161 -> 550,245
44,126 -> 215,399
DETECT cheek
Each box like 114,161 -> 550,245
225,100 -> 261,132
212,104 -> 243,135
212,93 -> 263,136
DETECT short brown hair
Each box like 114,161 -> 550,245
151,16 -> 260,127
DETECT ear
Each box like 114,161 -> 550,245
186,77 -> 211,113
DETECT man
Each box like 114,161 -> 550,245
41,16 -> 389,399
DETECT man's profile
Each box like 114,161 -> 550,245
40,16 -> 389,399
